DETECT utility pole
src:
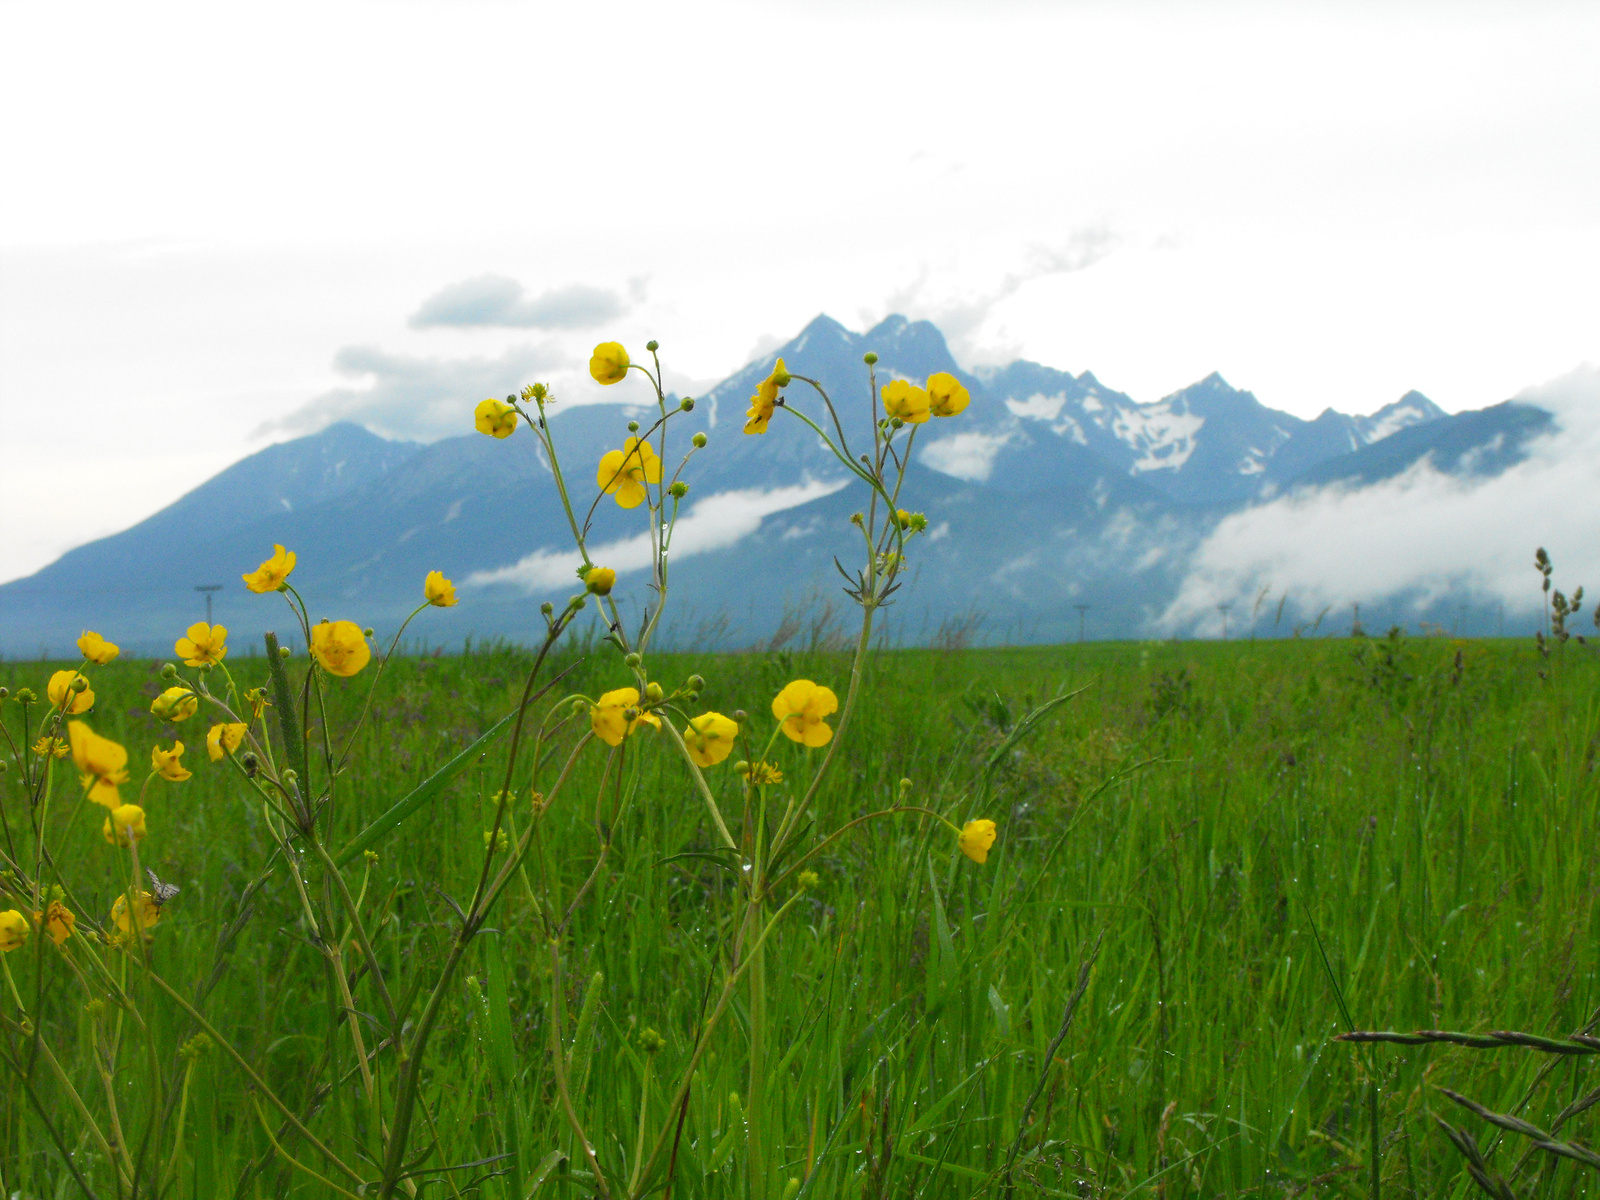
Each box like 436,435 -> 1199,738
1217,602 -> 1232,640
1073,604 -> 1090,644
195,584 -> 223,626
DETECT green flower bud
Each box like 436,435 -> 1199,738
669,481 -> 689,499
68,675 -> 89,693
646,339 -> 660,352
645,681 -> 664,703
540,601 -> 554,616
278,646 -> 291,659
863,352 -> 878,365
627,420 -> 640,433
160,663 -> 178,679
692,432 -> 708,449
679,396 -> 695,412
624,652 -> 642,668
685,674 -> 705,692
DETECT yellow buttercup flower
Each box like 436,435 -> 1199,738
311,620 -> 372,677
35,901 -> 75,946
206,722 -> 248,761
151,742 -> 192,782
175,621 -> 228,666
77,630 -> 120,665
589,687 -> 661,747
771,680 -> 839,748
597,438 -> 663,509
584,566 -> 616,596
958,819 -> 997,864
103,803 -> 148,846
736,760 -> 783,785
0,910 -> 29,953
243,544 -> 296,593
243,687 -> 270,720
589,342 -> 630,385
69,721 -> 129,808
926,372 -> 971,417
425,570 -> 458,607
882,379 -> 931,425
47,669 -> 94,715
683,712 -> 739,767
744,357 -> 788,435
112,890 -> 163,934
152,686 -> 199,723
474,398 -> 518,439
31,736 -> 69,759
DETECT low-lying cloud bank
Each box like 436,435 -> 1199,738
1161,365 -> 1600,636
465,480 -> 846,593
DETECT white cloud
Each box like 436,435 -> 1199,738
919,431 -> 1012,482
410,276 -> 627,330
464,481 -> 847,593
1160,365 -> 1600,635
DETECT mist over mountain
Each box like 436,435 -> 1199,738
0,315 -> 1560,657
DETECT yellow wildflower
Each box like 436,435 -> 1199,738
311,620 -> 372,677
597,437 -> 663,509
35,901 -> 75,946
151,686 -> 199,722
103,803 -> 148,846
771,679 -> 839,747
736,760 -> 783,785
31,736 -> 69,759
584,566 -> 616,596
0,910 -> 29,953
926,372 -> 971,417
958,819 -> 997,864
151,741 -> 192,782
882,379 -> 931,425
682,712 -> 739,767
77,630 -> 120,665
589,342 -> 630,385
242,544 -> 296,593
424,570 -> 458,607
111,890 -> 163,934
589,687 -> 661,747
206,722 -> 249,761
243,687 -> 270,720
47,669 -> 94,715
744,357 -> 787,435
474,398 -> 518,439
69,721 -> 129,808
175,621 -> 228,666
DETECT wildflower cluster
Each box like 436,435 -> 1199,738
0,324 -> 997,1199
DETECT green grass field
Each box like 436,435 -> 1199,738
3,631 -> 1599,1198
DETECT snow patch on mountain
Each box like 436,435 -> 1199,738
1113,403 -> 1204,473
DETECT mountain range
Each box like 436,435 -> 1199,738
0,314 -> 1555,656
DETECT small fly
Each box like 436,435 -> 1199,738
146,869 -> 181,907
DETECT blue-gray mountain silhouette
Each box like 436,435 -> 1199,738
0,315 -> 1552,655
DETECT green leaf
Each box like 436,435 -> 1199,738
334,712 -> 513,868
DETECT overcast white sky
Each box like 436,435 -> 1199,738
3,0 -> 1598,584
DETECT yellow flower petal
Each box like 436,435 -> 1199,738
958,819 -> 997,864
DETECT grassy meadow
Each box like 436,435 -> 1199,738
3,630 -> 1599,1197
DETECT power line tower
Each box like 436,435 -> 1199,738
1217,602 -> 1233,640
195,584 -> 223,626
1073,604 -> 1090,644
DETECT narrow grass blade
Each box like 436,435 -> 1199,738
334,712 -> 513,868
